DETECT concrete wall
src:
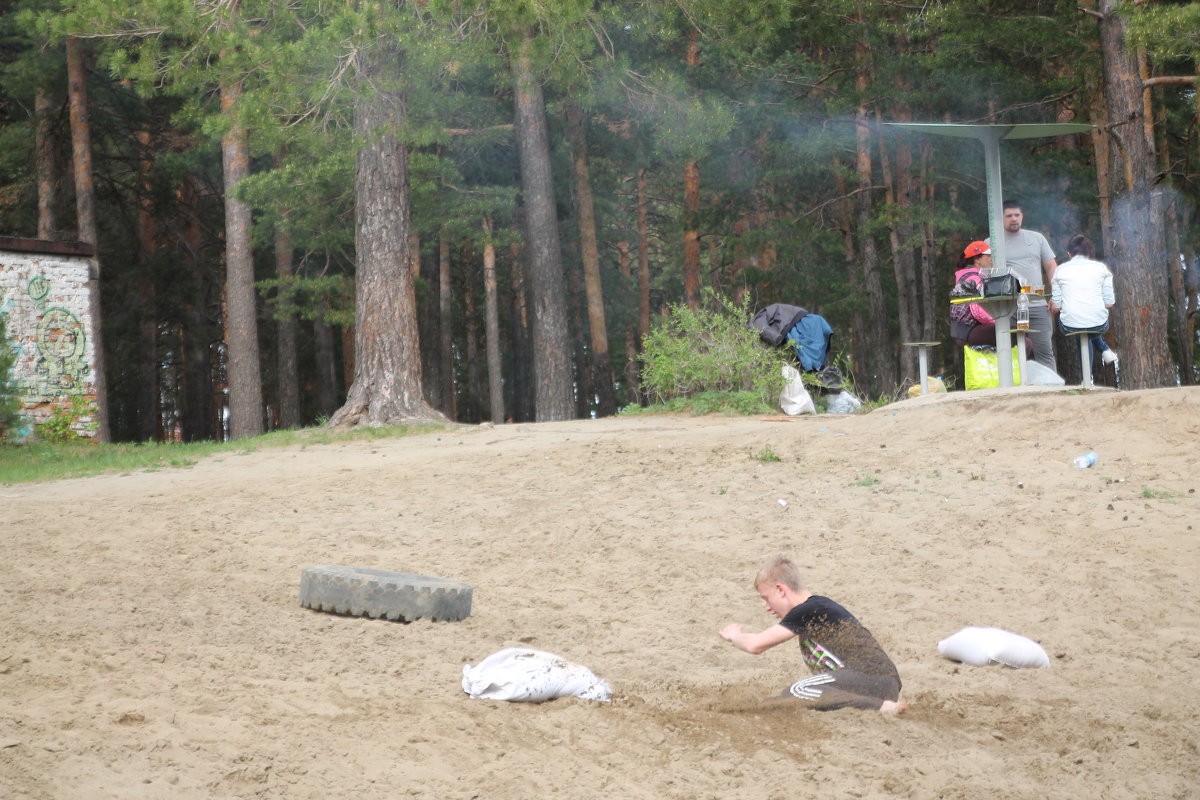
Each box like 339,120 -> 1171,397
0,237 -> 99,439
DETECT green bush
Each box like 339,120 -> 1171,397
0,313 -> 21,440
36,395 -> 98,443
639,293 -> 788,407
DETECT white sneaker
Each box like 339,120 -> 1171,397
1101,349 -> 1119,364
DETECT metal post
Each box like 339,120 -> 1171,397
1015,331 -> 1029,385
976,126 -> 1015,389
1079,335 -> 1094,389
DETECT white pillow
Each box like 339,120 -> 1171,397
462,647 -> 612,702
938,627 -> 1050,669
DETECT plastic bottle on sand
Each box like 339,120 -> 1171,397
1073,451 -> 1098,469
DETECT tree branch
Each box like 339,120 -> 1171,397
801,185 -> 885,218
444,124 -> 514,136
1143,75 -> 1199,87
1077,6 -> 1104,20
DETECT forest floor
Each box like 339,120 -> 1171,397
3,386 -> 1199,799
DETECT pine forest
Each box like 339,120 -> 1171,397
1,0 -> 1197,441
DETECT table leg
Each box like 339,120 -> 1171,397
1079,335 -> 1094,388
917,347 -> 929,395
1015,331 -> 1028,386
995,312 -> 1014,388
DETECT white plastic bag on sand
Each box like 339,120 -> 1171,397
938,626 -> 1050,669
1023,360 -> 1065,386
462,647 -> 612,702
826,390 -> 862,415
780,365 -> 816,415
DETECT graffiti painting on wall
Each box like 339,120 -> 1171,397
33,306 -> 90,398
0,255 -> 97,438
27,274 -> 51,308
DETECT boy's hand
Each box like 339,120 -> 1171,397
719,622 -> 796,654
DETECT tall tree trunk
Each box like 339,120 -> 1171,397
438,230 -> 456,417
136,128 -> 159,441
509,241 -> 534,422
274,221 -> 301,428
1097,0 -> 1174,388
918,140 -> 938,344
176,176 -> 215,442
681,31 -> 702,310
66,36 -> 110,441
1156,95 -> 1194,383
512,29 -> 574,421
482,215 -> 505,424
854,103 -> 893,394
876,111 -> 918,385
565,102 -> 616,416
636,169 -> 652,342
35,86 -> 58,240
566,249 -> 590,419
219,80 -> 263,439
463,253 -> 481,423
313,311 -> 339,418
617,238 -> 640,403
330,43 -> 443,427
417,246 -> 445,412
835,160 -> 870,386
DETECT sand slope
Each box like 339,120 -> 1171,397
2,387 -> 1198,799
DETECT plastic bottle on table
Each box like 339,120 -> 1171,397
1072,451 -> 1098,469
1015,293 -> 1030,330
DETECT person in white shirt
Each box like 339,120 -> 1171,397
1050,234 -> 1117,365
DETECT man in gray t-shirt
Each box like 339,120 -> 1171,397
987,201 -> 1058,370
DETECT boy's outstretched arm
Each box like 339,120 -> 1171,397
719,623 -> 796,655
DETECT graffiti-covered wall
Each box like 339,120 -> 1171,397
0,237 -> 99,439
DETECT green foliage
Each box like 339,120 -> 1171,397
639,293 -> 788,407
0,314 -> 21,440
1125,3 -> 1200,62
256,274 -> 355,327
750,443 -> 781,463
36,395 -> 98,443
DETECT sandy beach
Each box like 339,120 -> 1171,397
2,386 -> 1198,799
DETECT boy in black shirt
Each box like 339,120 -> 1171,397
719,556 -> 906,714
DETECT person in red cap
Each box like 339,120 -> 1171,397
950,241 -> 1032,354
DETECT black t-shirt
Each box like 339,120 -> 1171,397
780,595 -> 899,680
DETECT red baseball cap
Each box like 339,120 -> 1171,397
963,241 -> 991,258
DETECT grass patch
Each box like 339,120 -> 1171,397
0,423 -> 445,485
1140,486 -> 1174,500
620,391 -> 776,417
751,444 -> 782,463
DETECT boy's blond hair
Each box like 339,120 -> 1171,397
754,556 -> 805,592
